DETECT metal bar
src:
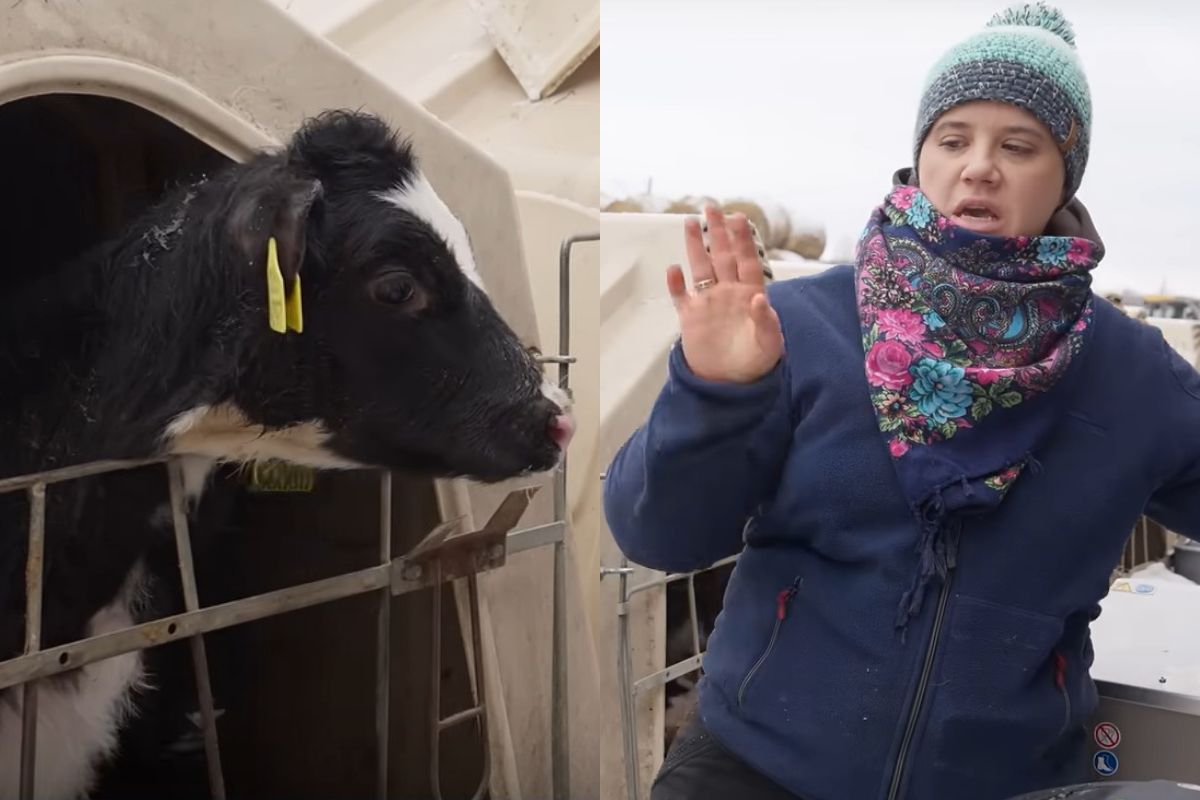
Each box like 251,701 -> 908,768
428,570 -> 491,800
376,471 -> 393,800
552,539 -> 569,800
553,237 -> 573,800
535,355 -> 577,365
21,485 -> 46,652
627,554 -> 740,598
466,575 -> 490,800
437,705 -> 483,731
18,684 -> 38,800
0,562 -> 390,691
0,457 -> 163,495
632,654 -> 705,696
506,521 -> 566,554
429,561 -> 445,800
557,232 -> 599,386
0,515 -> 559,691
550,231 -> 595,800
615,558 -> 641,800
686,574 -> 701,659
188,639 -> 222,797
167,460 -> 226,800
19,482 -> 47,800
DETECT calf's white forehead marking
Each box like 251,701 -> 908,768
378,172 -> 486,292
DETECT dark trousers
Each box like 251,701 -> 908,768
651,715 -> 803,800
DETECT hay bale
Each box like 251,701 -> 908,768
784,211 -> 827,259
721,199 -> 771,246
602,197 -> 645,213
602,193 -> 673,214
758,200 -> 793,249
784,233 -> 826,260
664,194 -> 720,214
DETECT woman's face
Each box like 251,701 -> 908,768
917,101 -> 1066,237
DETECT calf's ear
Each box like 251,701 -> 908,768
228,169 -> 324,285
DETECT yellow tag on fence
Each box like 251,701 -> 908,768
247,460 -> 316,493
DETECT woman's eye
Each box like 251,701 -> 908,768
940,138 -> 965,150
1003,142 -> 1033,155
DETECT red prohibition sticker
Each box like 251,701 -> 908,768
1094,721 -> 1121,749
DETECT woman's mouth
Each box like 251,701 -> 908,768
951,199 -> 1003,233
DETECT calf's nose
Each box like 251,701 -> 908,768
549,414 -> 575,450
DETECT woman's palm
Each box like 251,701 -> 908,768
667,208 -> 784,383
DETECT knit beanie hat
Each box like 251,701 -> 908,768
913,2 -> 1092,201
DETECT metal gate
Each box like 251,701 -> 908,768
2,231 -> 597,800
602,552 -> 737,800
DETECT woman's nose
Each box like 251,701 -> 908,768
961,148 -> 999,184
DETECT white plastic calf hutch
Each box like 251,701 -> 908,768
0,2 -> 587,798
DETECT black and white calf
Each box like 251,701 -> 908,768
0,110 -> 573,798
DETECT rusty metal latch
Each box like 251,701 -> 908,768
391,486 -> 538,593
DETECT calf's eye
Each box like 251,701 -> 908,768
370,272 -> 420,307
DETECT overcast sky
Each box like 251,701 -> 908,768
602,0 -> 1200,296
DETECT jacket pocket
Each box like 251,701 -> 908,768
924,595 -> 1068,781
737,576 -> 801,708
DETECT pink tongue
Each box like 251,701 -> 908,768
549,414 -> 575,449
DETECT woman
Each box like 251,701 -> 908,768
603,4 -> 1200,799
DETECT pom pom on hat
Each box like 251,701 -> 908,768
988,2 -> 1076,47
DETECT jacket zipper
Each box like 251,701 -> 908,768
885,568 -> 955,800
1053,650 -> 1071,736
737,577 -> 801,708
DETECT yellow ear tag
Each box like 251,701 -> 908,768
285,273 -> 303,333
266,237 -> 287,334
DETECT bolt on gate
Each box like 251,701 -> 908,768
1,231 -> 597,800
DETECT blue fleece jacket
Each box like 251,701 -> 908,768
604,265 -> 1200,800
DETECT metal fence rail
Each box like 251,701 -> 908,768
551,231 -> 598,800
1,230 -> 597,800
3,455 -> 561,800
602,553 -> 738,800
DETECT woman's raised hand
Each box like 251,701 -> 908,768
666,206 -> 784,383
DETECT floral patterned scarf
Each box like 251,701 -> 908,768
854,184 -> 1103,630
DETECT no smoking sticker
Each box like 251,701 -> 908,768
1094,721 -> 1121,749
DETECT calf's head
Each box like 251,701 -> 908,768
168,111 -> 573,482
